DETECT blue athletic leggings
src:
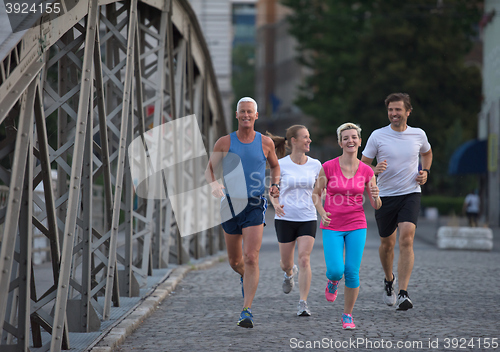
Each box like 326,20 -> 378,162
322,228 -> 367,288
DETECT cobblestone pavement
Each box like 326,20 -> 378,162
115,208 -> 500,352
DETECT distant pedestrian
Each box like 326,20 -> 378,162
205,97 -> 280,328
463,190 -> 480,227
312,123 -> 381,329
267,125 -> 322,317
361,92 -> 432,311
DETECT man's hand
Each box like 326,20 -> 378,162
374,160 -> 387,175
210,181 -> 225,198
270,184 -> 280,198
415,170 -> 428,185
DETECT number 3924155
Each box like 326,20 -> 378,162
5,2 -> 61,14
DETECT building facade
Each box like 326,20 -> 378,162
254,0 -> 313,140
188,0 -> 233,129
233,0 -> 257,46
480,0 -> 500,226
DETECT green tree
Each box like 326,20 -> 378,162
281,1 -> 373,134
282,0 -> 482,195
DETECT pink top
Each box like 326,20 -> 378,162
320,157 -> 374,231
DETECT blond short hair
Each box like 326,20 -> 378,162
337,122 -> 361,141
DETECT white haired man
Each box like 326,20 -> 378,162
205,97 -> 280,328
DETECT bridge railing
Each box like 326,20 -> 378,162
0,0 -> 227,350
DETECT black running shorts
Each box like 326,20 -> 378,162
274,219 -> 317,243
375,193 -> 421,238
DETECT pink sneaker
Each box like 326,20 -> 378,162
341,313 -> 356,329
325,280 -> 339,302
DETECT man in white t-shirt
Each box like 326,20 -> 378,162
361,93 -> 433,311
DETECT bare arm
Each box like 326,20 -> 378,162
366,175 -> 382,210
267,141 -> 284,215
204,136 -> 230,198
263,135 -> 280,198
361,155 -> 387,176
421,148 -> 433,170
269,191 -> 285,217
415,148 -> 433,185
312,167 -> 331,227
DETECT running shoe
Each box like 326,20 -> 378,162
341,313 -> 356,329
282,264 -> 298,294
237,307 -> 253,328
396,291 -> 413,311
240,276 -> 244,298
325,279 -> 339,302
297,300 -> 311,316
383,274 -> 397,306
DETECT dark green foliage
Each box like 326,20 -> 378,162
421,195 -> 465,216
282,0 -> 482,195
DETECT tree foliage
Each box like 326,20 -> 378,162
282,0 -> 482,195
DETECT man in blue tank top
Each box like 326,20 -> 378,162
205,97 -> 280,328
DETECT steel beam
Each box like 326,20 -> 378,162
102,0 -> 138,320
50,0 -> 100,348
0,0 -> 228,350
0,88 -> 35,329
16,85 -> 35,351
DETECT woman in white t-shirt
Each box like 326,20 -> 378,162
267,126 -> 322,317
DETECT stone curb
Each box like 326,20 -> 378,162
87,253 -> 228,352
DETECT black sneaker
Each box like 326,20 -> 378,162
396,291 -> 413,311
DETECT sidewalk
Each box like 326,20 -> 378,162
101,206 -> 500,352
31,244 -> 227,352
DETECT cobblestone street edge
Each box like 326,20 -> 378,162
88,253 -> 228,352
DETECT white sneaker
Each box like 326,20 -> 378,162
396,292 -> 413,311
383,274 -> 397,306
282,264 -> 298,294
297,300 -> 311,316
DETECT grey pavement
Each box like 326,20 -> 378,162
108,205 -> 500,352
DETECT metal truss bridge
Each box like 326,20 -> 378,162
0,0 -> 227,350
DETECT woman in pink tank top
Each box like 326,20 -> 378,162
312,123 -> 382,329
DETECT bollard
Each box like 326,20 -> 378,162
437,226 -> 493,251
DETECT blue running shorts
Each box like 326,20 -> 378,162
222,195 -> 267,235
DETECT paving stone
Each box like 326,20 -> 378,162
109,208 -> 500,352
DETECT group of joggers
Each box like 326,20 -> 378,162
205,93 -> 432,329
